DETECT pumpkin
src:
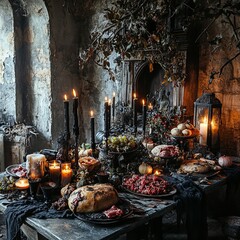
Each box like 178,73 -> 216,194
138,162 -> 153,175
218,156 -> 232,167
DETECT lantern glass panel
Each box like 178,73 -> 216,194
195,106 -> 209,129
211,107 -> 221,149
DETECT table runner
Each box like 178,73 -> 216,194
5,199 -> 73,240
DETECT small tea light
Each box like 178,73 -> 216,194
61,163 -> 73,187
148,103 -> 153,111
154,169 -> 161,176
15,178 -> 30,190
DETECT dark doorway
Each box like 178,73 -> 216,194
135,63 -> 172,112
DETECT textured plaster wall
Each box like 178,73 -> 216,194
198,18 -> 240,156
0,0 -> 15,120
26,0 -> 52,144
45,0 -> 119,148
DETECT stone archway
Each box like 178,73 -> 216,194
11,0 -> 52,145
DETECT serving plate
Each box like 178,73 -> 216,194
5,163 -> 27,178
74,199 -> 133,225
121,185 -> 177,198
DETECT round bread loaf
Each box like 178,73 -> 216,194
178,160 -> 210,174
68,183 -> 119,213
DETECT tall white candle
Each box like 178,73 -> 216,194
200,119 -> 208,145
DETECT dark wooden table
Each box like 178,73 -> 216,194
0,169 -> 235,240
0,191 -> 176,240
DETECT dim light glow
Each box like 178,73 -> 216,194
105,96 -> 108,102
108,99 -> 111,105
90,110 -> 94,117
142,99 -> 145,106
113,92 -> 115,97
154,169 -> 161,176
203,117 -> 207,124
133,93 -> 136,99
64,94 -> 68,101
73,89 -> 77,97
148,103 -> 153,110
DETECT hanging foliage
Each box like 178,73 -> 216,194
79,0 -> 240,83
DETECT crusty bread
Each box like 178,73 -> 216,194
178,160 -> 210,174
60,183 -> 76,198
68,183 -> 119,213
78,156 -> 101,173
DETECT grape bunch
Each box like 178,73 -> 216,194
104,135 -> 137,152
0,176 -> 16,192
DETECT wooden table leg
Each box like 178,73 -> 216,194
126,223 -> 149,240
150,216 -> 163,240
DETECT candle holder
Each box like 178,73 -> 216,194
61,162 -> 73,187
15,178 -> 30,199
97,171 -> 109,183
49,160 -> 61,186
29,179 -> 41,199
194,92 -> 222,153
40,181 -> 57,204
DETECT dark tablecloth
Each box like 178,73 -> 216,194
5,199 -> 73,240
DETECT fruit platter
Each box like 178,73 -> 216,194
101,135 -> 138,153
171,121 -> 199,138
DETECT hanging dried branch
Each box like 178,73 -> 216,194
79,0 -> 240,83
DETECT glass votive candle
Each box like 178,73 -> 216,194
61,163 -> 73,187
15,178 -> 30,190
49,160 -> 61,185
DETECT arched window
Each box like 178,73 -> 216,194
3,0 -> 52,144
0,0 -> 15,121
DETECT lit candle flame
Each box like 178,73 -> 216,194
64,94 -> 68,101
148,103 -> 153,110
154,169 -> 161,176
90,110 -> 94,117
133,93 -> 136,99
72,89 -> 77,98
105,96 -> 108,102
142,99 -> 145,106
203,117 -> 207,124
108,99 -> 111,105
113,92 -> 115,97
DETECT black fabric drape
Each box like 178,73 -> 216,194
166,173 -> 208,240
4,199 -> 73,240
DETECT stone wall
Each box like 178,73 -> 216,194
198,18 -> 240,156
0,0 -> 15,121
1,0 -> 239,157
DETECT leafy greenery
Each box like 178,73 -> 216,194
79,0 -> 240,83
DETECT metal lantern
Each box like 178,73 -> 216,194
194,93 -> 222,153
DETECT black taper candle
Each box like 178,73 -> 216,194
133,93 -> 137,134
108,99 -> 111,133
72,90 -> 79,137
72,89 -> 79,167
142,99 -> 146,137
112,92 -> 115,121
104,97 -> 109,138
90,111 -> 96,150
64,94 -> 70,140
